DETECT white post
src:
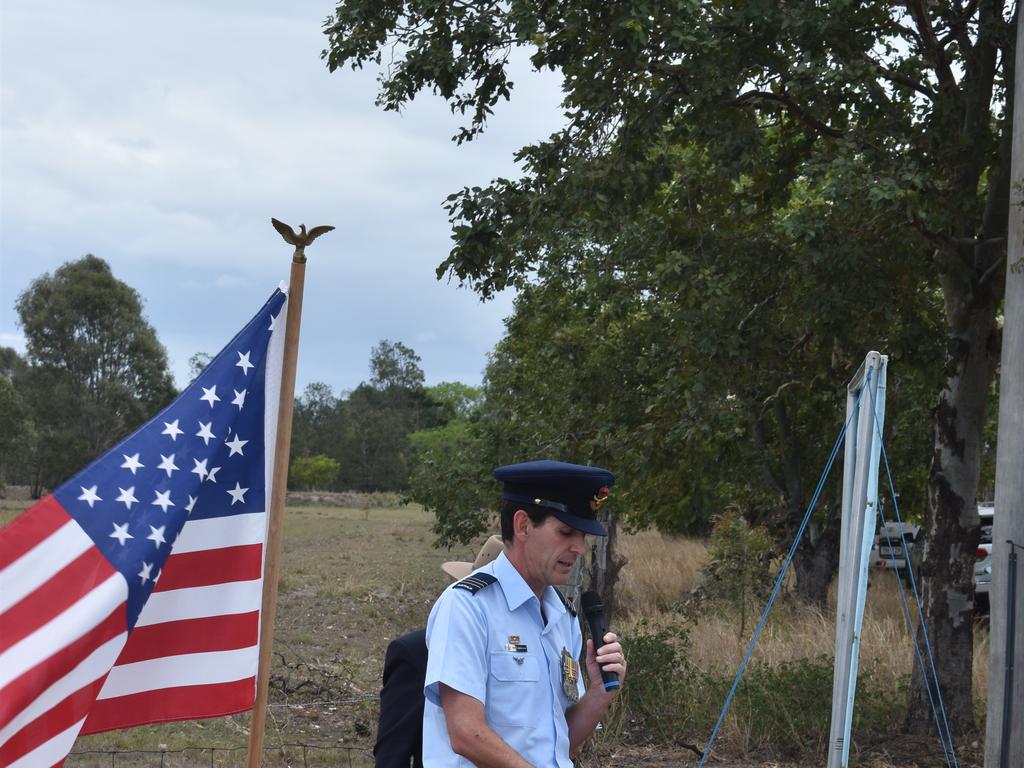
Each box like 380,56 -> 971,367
984,10 -> 1024,766
828,352 -> 888,768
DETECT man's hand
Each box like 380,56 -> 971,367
585,631 -> 627,695
566,632 -> 627,754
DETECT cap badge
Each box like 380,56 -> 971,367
590,487 -> 610,512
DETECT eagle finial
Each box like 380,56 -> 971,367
271,218 -> 335,263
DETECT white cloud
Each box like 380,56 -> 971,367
1,0 -> 566,393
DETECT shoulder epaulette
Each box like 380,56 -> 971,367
452,572 -> 497,594
554,588 -> 577,617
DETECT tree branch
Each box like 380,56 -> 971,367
732,90 -> 844,138
907,0 -> 960,91
865,54 -> 937,99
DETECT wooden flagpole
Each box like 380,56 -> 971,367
247,219 -> 334,768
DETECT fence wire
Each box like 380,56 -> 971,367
67,742 -> 372,768
67,696 -> 380,767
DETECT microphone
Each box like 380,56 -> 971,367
580,590 -> 619,690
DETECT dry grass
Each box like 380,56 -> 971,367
618,530 -> 708,615
613,528 -> 989,751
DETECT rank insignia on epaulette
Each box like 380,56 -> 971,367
452,572 -> 497,594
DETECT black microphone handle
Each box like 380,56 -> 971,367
581,594 -> 619,691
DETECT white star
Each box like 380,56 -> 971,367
152,489 -> 175,513
196,421 -> 216,445
268,312 -> 279,331
225,434 -> 248,457
157,454 -> 179,477
206,466 -> 221,483
192,457 -> 209,481
236,350 -> 254,375
121,453 -> 144,474
138,561 -> 154,585
109,522 -> 133,546
147,525 -> 167,548
78,485 -> 102,508
200,385 -> 220,407
227,482 -> 249,505
115,486 -> 138,510
162,419 -> 184,441
232,389 -> 247,409
185,495 -> 197,514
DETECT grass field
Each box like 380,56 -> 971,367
0,498 -> 989,766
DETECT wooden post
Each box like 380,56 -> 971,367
985,11 -> 1024,767
247,219 -> 333,768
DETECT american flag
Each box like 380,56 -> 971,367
0,287 -> 288,767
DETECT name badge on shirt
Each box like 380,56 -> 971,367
561,647 -> 580,703
505,635 -> 528,653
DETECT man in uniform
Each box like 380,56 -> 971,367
422,460 -> 627,768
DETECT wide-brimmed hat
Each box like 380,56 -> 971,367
441,534 -> 504,580
493,459 -> 614,536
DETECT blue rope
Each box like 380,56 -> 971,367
867,383 -> 960,768
876,509 -> 955,768
697,385 -> 863,768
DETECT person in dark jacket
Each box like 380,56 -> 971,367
374,628 -> 428,768
373,536 -> 504,768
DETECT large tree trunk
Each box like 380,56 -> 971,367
588,508 -> 624,627
906,276 -> 1001,735
755,394 -> 842,608
793,501 -> 843,607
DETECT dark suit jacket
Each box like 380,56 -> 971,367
374,628 -> 427,768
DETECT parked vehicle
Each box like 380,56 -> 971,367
869,520 -> 921,576
973,502 -> 995,611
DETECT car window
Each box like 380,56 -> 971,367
980,524 -> 993,544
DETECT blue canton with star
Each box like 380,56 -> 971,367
53,289 -> 287,630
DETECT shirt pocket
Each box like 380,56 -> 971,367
486,652 -> 540,727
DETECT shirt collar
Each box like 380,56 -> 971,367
492,551 -> 568,620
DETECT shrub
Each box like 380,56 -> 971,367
290,454 -> 340,491
700,509 -> 777,638
602,621 -> 710,744
731,655 -> 834,755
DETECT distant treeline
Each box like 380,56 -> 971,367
0,256 -> 480,500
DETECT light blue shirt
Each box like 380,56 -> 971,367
422,551 -> 586,768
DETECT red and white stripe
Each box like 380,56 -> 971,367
0,496 -> 129,768
81,511 -> 268,734
0,506 -> 271,766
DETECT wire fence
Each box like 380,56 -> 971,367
66,694 -> 380,767
66,742 -> 372,768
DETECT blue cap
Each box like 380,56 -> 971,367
493,460 -> 614,536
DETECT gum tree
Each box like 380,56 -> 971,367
15,256 -> 176,489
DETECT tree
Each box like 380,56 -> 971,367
428,381 -> 482,422
15,256 -> 177,489
290,454 -> 341,491
370,340 -> 426,392
188,352 -> 213,383
0,346 -> 27,380
324,0 -> 1014,732
0,375 -> 32,491
0,347 -> 32,491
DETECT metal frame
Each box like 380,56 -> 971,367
827,351 -> 888,768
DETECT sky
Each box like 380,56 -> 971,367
0,1 -> 565,395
